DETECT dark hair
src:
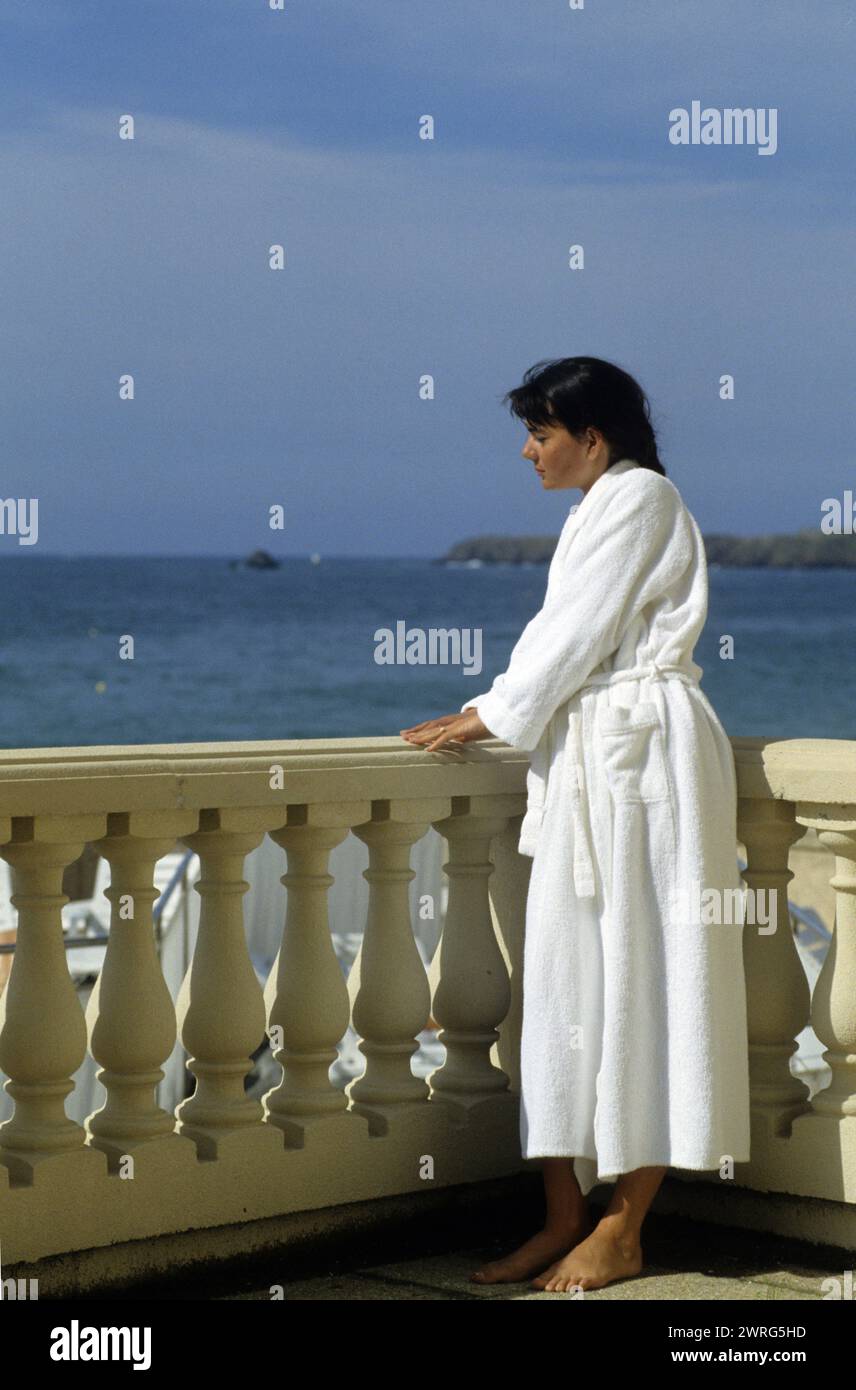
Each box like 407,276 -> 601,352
501,356 -> 666,477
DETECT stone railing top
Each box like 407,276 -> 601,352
0,735 -> 852,818
731,736 -> 856,809
0,737 -> 529,817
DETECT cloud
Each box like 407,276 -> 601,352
0,95 -> 852,553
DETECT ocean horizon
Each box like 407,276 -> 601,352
1,555 -> 853,750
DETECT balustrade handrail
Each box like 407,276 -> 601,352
0,733 -> 852,814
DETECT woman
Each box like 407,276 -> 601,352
400,356 -> 751,1294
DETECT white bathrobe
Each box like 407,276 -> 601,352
461,458 -> 751,1195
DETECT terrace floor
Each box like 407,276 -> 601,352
87,1202 -> 841,1302
213,1228 -> 843,1301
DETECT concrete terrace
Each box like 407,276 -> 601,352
47,1175 -> 850,1302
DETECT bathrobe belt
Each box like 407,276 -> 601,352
565,660 -> 701,898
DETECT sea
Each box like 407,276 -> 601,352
1,557 -> 854,750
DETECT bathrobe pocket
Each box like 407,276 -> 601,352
597,701 -> 671,804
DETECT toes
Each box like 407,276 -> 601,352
534,1270 -> 587,1294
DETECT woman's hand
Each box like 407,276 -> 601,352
399,708 -> 493,753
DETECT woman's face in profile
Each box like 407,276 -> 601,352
521,420 -> 608,495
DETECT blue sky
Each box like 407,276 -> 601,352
0,0 -> 853,555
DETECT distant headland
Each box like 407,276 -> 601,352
438,528 -> 856,568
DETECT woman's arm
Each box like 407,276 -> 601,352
461,474 -> 695,752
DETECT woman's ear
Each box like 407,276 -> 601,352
585,427 -> 602,456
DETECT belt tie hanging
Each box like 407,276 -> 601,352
564,661 -> 701,898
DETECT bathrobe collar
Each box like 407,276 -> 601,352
603,457 -> 642,478
546,458 -> 641,584
568,456 -> 639,511
560,457 -> 642,550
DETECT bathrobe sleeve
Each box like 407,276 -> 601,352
460,474 -> 694,752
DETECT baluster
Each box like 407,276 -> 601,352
263,802 -> 370,1145
427,796 -> 516,1113
85,811 -> 198,1166
347,799 -> 450,1134
176,808 -> 286,1159
794,808 -> 856,1122
0,815 -> 106,1181
738,798 -> 811,1132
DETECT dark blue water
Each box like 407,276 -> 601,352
1,557 -> 853,749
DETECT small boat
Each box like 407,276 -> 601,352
244,550 -> 280,570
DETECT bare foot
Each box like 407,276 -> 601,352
470,1217 -> 592,1285
530,1220 -> 643,1293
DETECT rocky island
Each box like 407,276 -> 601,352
439,527 -> 856,568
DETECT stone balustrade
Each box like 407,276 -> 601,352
732,736 -> 856,1214
0,732 -> 853,1270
